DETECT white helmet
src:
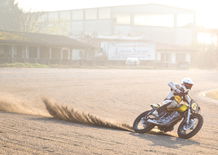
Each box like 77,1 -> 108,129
181,78 -> 194,89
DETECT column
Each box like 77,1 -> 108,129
68,49 -> 71,60
130,13 -> 134,26
60,49 -> 63,60
48,47 -> 52,64
11,46 -> 15,62
25,46 -> 29,59
69,49 -> 72,60
37,47 -> 40,63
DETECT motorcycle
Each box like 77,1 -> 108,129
133,95 -> 203,139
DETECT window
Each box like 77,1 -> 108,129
0,45 -> 10,58
72,10 -> 83,20
98,8 -> 111,19
29,47 -> 37,58
62,48 -> 70,60
40,47 -> 50,58
134,14 -> 174,27
15,46 -> 24,58
116,15 -> 131,24
161,53 -> 171,63
59,11 -> 71,22
85,9 -> 97,20
51,48 -> 61,59
48,12 -> 59,22
176,53 -> 186,63
177,14 -> 194,27
38,14 -> 48,23
197,32 -> 217,45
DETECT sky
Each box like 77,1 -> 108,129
16,0 -> 218,29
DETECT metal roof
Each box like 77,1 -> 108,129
0,30 -> 94,49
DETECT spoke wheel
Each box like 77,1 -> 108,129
177,113 -> 203,139
133,110 -> 155,133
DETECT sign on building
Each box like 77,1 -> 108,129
101,42 -> 156,61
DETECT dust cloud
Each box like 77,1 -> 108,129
0,93 -> 132,131
0,93 -> 49,117
43,97 -> 133,131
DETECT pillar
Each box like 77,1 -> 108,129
37,47 -> 40,63
49,48 -> 52,59
11,46 -> 15,62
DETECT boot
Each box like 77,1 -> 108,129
151,110 -> 159,118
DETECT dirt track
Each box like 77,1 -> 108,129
0,68 -> 218,155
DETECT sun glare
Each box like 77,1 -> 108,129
197,32 -> 218,45
193,0 -> 218,29
16,0 -> 218,29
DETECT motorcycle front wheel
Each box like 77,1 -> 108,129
177,113 -> 203,139
133,110 -> 155,133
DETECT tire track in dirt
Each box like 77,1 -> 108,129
0,138 -> 50,155
0,125 -> 89,155
0,109 -> 130,154
0,121 -> 126,155
0,123 -> 84,147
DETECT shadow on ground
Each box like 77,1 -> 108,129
129,131 -> 200,149
31,116 -> 200,150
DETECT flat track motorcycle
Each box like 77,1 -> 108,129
133,95 -> 203,139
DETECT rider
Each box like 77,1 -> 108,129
151,78 -> 194,124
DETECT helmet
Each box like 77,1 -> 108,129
181,78 -> 194,90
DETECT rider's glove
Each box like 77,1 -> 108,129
175,89 -> 188,96
175,89 -> 182,94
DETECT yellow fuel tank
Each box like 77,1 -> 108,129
176,104 -> 188,112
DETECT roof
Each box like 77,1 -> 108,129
0,30 -> 94,49
40,3 -> 194,14
111,3 -> 194,14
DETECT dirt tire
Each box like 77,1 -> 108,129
177,113 -> 203,139
133,110 -> 155,133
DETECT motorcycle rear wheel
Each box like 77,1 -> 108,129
177,113 -> 203,139
133,110 -> 155,133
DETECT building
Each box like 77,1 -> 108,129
35,4 -> 197,67
0,30 -> 95,64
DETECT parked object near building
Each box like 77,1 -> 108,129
97,36 -> 192,68
125,57 -> 140,65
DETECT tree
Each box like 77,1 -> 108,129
20,12 -> 44,32
0,0 -> 42,32
0,0 -> 23,31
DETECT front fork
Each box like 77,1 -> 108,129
183,108 -> 195,130
186,108 -> 191,124
146,109 -> 155,117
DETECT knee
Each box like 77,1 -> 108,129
167,101 -> 178,110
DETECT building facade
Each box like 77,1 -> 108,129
35,4 -> 197,67
0,31 -> 95,64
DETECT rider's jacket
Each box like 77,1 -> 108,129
163,82 -> 189,106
